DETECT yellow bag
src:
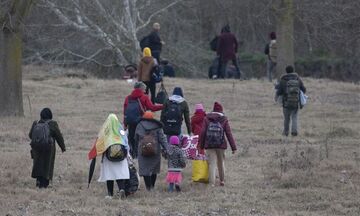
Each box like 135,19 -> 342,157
192,160 -> 209,183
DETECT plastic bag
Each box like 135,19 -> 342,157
192,158 -> 209,183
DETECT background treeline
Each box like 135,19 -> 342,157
23,0 -> 360,81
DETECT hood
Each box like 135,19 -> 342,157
169,95 -> 185,103
141,56 -> 154,64
130,88 -> 144,99
206,112 -> 226,122
281,73 -> 299,81
191,111 -> 206,123
138,118 -> 163,130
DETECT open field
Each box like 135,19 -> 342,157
0,65 -> 359,216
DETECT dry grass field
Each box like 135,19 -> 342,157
0,65 -> 359,216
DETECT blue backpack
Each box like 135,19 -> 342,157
151,66 -> 163,83
124,98 -> 144,125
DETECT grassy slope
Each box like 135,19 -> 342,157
0,66 -> 359,216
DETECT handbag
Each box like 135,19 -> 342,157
181,135 -> 199,160
154,82 -> 168,104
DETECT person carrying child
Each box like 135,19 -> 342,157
166,136 -> 186,192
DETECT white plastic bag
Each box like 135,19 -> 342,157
300,90 -> 308,106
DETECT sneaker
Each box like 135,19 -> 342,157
220,181 -> 225,186
119,190 -> 126,200
105,195 -> 112,200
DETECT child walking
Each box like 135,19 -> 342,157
166,136 -> 186,192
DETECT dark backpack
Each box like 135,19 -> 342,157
154,82 -> 168,105
124,98 -> 144,125
205,121 -> 224,148
284,79 -> 300,109
151,66 -> 163,83
125,164 -> 139,195
139,129 -> 158,157
264,43 -> 270,55
140,35 -> 150,51
163,101 -> 182,135
210,36 -> 218,51
105,144 -> 127,162
30,120 -> 54,151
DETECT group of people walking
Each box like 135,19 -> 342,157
28,22 -> 307,201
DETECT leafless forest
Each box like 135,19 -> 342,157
23,0 -> 360,79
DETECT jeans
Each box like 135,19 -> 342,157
206,149 -> 225,185
152,50 -> 161,64
144,81 -> 156,104
128,124 -> 138,158
217,57 -> 241,79
283,108 -> 298,135
266,59 -> 276,82
106,180 -> 125,196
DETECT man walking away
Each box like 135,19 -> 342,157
216,25 -> 241,79
266,32 -> 277,82
276,65 -> 306,136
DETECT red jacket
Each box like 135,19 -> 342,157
123,89 -> 163,125
199,112 -> 237,151
217,32 -> 238,62
191,111 -> 206,136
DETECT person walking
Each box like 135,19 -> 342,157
266,32 -> 277,82
123,82 -> 163,158
29,108 -> 66,189
138,47 -> 157,103
199,102 -> 237,187
166,136 -> 186,192
191,103 -> 206,155
148,22 -> 164,63
216,25 -> 241,79
160,87 -> 191,138
135,111 -> 168,191
276,65 -> 306,136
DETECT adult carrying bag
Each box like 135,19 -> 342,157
154,82 -> 168,104
163,101 -> 182,135
205,121 -> 224,148
284,79 -> 300,109
139,129 -> 158,157
105,144 -> 127,162
124,98 -> 144,125
30,120 -> 54,151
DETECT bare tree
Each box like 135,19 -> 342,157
0,0 -> 34,116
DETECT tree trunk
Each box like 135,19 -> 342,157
0,28 -> 24,116
275,0 -> 294,77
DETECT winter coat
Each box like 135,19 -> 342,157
135,118 -> 168,176
148,31 -> 162,52
276,73 -> 306,109
269,40 -> 277,63
138,56 -> 156,82
191,110 -> 206,136
123,89 -> 163,126
167,145 -> 186,171
216,32 -> 238,62
199,112 -> 237,151
29,120 -> 65,180
160,95 -> 191,135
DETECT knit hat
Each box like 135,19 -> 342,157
213,102 -> 223,113
195,103 -> 204,112
172,87 -> 183,97
134,81 -> 146,90
270,32 -> 276,40
169,136 -> 180,145
40,108 -> 53,120
143,47 -> 152,57
286,65 -> 294,74
143,111 -> 154,119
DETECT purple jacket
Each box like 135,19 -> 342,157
216,32 -> 238,62
199,112 -> 237,151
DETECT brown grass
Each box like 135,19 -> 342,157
0,65 -> 359,216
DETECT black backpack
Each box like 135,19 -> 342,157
205,120 -> 225,148
154,82 -> 168,105
140,35 -> 150,51
30,120 -> 54,151
210,36 -> 218,51
264,43 -> 270,55
163,101 -> 182,135
105,144 -> 127,162
124,98 -> 144,125
151,66 -> 163,83
284,79 -> 300,109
